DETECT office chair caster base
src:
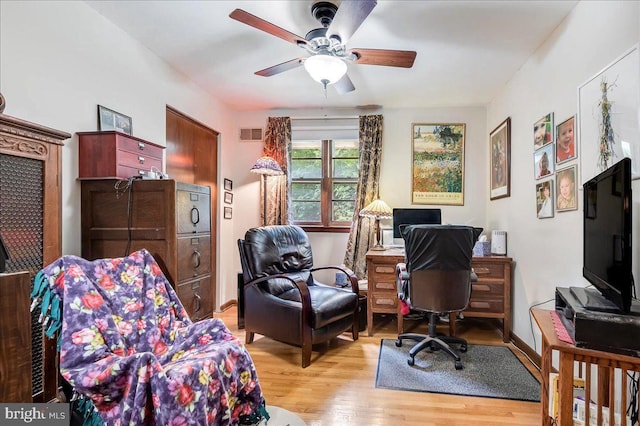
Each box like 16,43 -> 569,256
408,356 -> 415,366
395,339 -> 403,347
455,360 -> 463,370
459,343 -> 467,352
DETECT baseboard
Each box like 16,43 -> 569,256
511,331 -> 542,371
219,299 -> 237,312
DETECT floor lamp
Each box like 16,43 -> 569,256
250,156 -> 284,226
359,199 -> 393,250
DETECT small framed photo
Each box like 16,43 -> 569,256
490,117 -> 511,200
533,112 -> 554,150
556,115 -> 576,164
556,165 -> 578,212
98,105 -> 132,135
223,178 -> 233,191
224,206 -> 232,219
536,180 -> 554,219
224,191 -> 233,204
534,144 -> 554,180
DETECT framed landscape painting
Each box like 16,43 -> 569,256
411,123 -> 465,205
490,117 -> 511,200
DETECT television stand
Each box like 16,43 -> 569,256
568,286 -> 621,313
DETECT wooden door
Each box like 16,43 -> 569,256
165,107 -> 218,310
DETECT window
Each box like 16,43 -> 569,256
291,139 -> 359,230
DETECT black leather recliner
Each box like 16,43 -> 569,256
395,224 -> 477,370
237,225 -> 360,368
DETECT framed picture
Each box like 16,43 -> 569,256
534,144 -> 555,180
224,207 -> 232,219
223,178 -> 233,191
556,165 -> 578,212
490,117 -> 511,200
536,180 -> 554,219
98,105 -> 132,135
533,112 -> 554,149
556,115 -> 576,164
224,191 -> 233,204
411,123 -> 465,205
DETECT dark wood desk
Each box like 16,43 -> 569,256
532,308 -> 640,426
365,249 -> 512,342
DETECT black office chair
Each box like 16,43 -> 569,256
395,225 -> 477,370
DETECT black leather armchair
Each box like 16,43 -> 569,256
395,225 -> 477,370
237,225 -> 360,368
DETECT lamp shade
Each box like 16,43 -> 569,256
250,156 -> 284,176
304,54 -> 347,85
359,199 -> 393,219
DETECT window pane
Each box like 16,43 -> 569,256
332,200 -> 355,221
292,141 -> 321,158
333,140 -> 358,158
291,182 -> 321,201
293,201 -> 321,222
291,159 -> 322,179
332,182 -> 357,200
333,158 -> 359,178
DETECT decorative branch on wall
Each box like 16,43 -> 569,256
598,78 -> 615,171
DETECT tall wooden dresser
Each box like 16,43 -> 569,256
0,111 -> 70,402
80,179 -> 213,321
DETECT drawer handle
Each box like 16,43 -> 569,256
376,282 -> 395,290
474,267 -> 491,275
194,292 -> 202,313
192,250 -> 201,269
376,266 -> 395,274
375,299 -> 395,306
138,142 -> 145,150
474,284 -> 491,292
191,207 -> 200,225
470,301 -> 490,309
138,156 -> 145,164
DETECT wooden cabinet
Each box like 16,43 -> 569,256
81,179 -> 213,321
0,112 -> 70,402
0,271 -> 32,402
78,131 -> 164,179
366,249 -> 513,342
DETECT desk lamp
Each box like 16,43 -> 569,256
359,199 -> 393,251
250,156 -> 284,226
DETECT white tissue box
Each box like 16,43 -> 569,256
473,241 -> 491,256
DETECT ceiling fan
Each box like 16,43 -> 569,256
229,0 -> 417,94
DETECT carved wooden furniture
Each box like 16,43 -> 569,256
532,308 -> 640,426
366,248 -> 513,342
80,179 -> 213,321
78,131 -> 164,179
0,112 -> 70,402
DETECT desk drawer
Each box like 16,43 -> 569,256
473,262 -> 505,279
467,298 -> 503,314
370,293 -> 398,310
471,281 -> 504,298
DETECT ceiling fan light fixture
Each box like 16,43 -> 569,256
303,54 -> 347,86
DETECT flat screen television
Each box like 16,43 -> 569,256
392,208 -> 442,239
581,157 -> 634,313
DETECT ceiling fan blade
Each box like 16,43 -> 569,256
230,9 -> 307,47
334,74 -> 355,95
326,0 -> 377,45
255,58 -> 305,77
349,48 -> 417,68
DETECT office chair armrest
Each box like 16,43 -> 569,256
470,270 -> 478,282
396,262 -> 409,291
244,273 -> 312,312
310,266 -> 359,294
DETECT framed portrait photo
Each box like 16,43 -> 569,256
556,115 -> 577,164
490,117 -> 511,200
533,112 -> 554,150
534,143 -> 554,180
411,123 -> 465,205
224,206 -> 232,219
98,105 -> 132,135
556,165 -> 578,212
223,178 -> 233,191
224,191 -> 233,204
536,179 -> 554,219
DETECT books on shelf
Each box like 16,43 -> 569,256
549,372 -> 586,419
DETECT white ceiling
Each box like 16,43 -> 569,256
85,0 -> 577,111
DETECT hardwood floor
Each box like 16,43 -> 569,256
215,307 -> 542,425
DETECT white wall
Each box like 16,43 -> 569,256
487,0 -> 640,350
0,1 -> 238,308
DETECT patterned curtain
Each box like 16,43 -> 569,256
262,117 -> 292,225
344,114 -> 384,279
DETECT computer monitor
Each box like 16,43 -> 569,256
391,208 -> 442,246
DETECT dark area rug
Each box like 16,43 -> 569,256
375,339 -> 540,402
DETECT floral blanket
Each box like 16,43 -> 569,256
31,249 -> 267,425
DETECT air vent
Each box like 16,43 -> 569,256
240,128 -> 263,142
